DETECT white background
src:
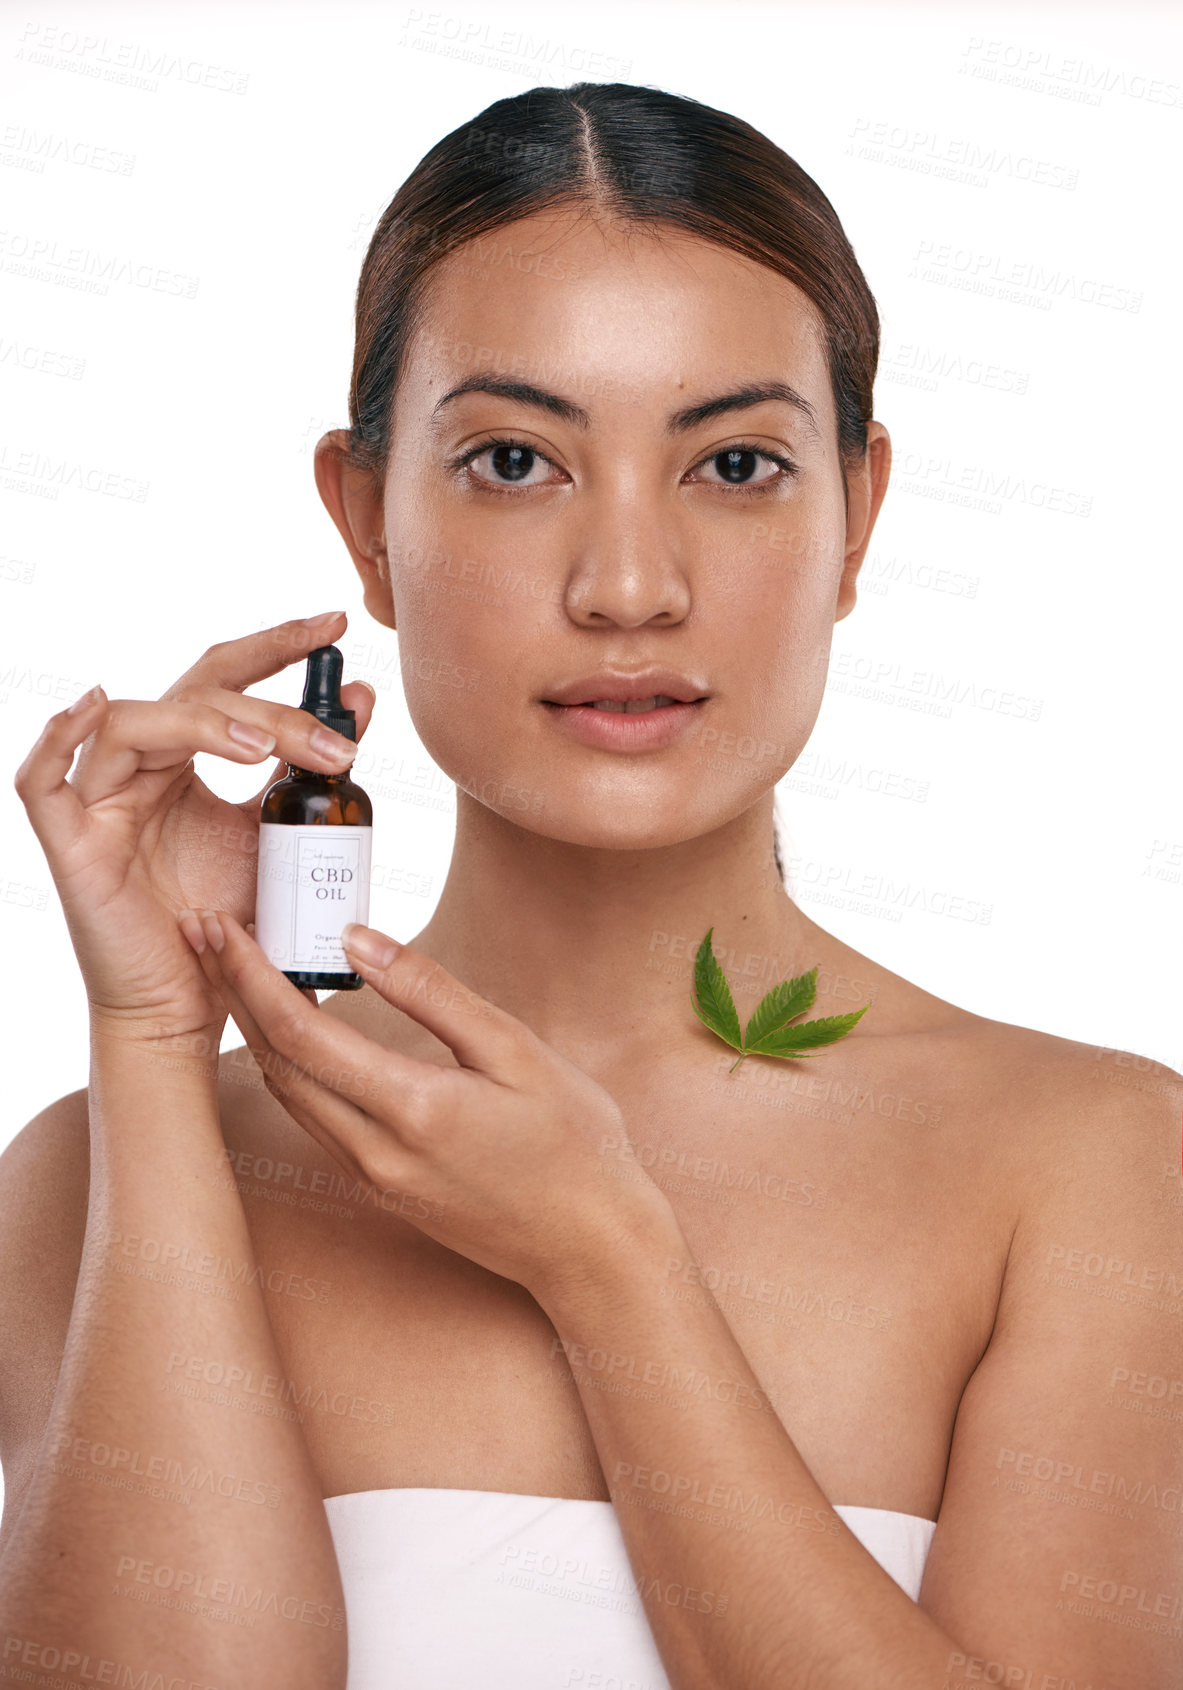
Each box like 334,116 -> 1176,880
2,0 -> 1180,1160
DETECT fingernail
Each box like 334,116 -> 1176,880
68,685 -> 102,715
341,923 -> 397,968
304,610 -> 345,630
199,909 -> 225,952
311,726 -> 357,761
177,908 -> 206,953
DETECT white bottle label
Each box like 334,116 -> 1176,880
254,823 -> 372,975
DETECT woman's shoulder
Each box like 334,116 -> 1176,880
221,960 -> 1182,1153
826,938 -> 1181,1171
7,1004 -> 1172,1242
900,980 -> 1181,1227
920,986 -> 1180,1117
827,929 -> 1178,1086
0,1085 -> 94,1521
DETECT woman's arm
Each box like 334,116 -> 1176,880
174,907 -> 965,1689
163,908 -> 962,1685
176,914 -> 1178,1689
533,1058 -> 1183,1690
534,1203 -> 958,1690
0,1030 -> 347,1690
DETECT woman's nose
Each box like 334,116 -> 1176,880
558,504 -> 693,628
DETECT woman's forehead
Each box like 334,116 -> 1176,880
403,211 -> 831,430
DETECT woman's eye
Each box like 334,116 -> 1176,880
458,439 -> 559,489
450,437 -> 797,495
692,446 -> 796,489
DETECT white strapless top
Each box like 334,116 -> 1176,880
323,1487 -> 936,1689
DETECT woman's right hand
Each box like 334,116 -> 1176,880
12,610 -> 375,1049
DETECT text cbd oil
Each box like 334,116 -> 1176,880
254,644 -> 373,990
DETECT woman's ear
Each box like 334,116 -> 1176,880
835,423 -> 891,623
314,430 -> 395,630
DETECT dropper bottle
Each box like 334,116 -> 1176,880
253,644 -> 373,991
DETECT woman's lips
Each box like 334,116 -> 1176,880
540,698 -> 705,751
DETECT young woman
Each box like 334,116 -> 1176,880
3,81 -> 1178,1690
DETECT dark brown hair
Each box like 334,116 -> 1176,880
344,81 -> 882,880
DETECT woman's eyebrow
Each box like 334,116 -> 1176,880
427,373 -> 820,441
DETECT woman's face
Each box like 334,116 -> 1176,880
359,205 -> 888,850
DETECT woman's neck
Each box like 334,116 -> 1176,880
407,789 -> 845,1074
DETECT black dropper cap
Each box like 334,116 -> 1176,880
299,645 -> 356,743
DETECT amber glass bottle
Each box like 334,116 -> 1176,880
254,645 -> 373,990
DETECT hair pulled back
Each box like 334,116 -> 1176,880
343,80 -> 882,882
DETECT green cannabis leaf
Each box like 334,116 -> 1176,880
690,927 -> 870,1073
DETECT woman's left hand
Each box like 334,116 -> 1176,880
177,908 -> 676,1305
